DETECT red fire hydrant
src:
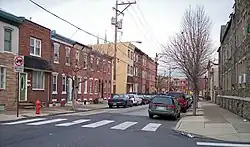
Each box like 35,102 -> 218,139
36,100 -> 41,114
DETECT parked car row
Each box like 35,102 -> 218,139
147,92 -> 194,120
107,94 -> 154,108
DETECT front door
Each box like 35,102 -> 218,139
67,78 -> 72,101
19,73 -> 27,101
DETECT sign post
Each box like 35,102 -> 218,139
14,55 -> 24,117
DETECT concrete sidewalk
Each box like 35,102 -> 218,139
0,103 -> 108,122
174,101 -> 250,142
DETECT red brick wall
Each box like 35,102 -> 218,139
19,19 -> 52,104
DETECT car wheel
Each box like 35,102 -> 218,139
149,113 -> 154,119
177,112 -> 180,118
182,109 -> 187,113
109,105 -> 112,108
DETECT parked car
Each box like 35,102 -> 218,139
108,94 -> 133,108
166,92 -> 188,113
128,94 -> 142,105
186,95 -> 193,108
148,95 -> 181,120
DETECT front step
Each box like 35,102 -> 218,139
19,102 -> 35,109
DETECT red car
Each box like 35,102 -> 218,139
166,92 -> 188,113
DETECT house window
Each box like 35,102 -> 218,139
89,79 -> 93,94
90,56 -> 94,69
127,65 -> 130,74
75,51 -> 79,65
95,79 -> 98,94
97,58 -> 100,68
53,43 -> 60,63
62,75 -> 66,94
104,80 -> 107,93
128,50 -> 130,58
84,79 -> 88,94
52,73 -> 58,94
4,28 -> 12,52
30,37 -> 41,57
108,63 -> 111,73
77,77 -> 82,94
0,66 -> 6,89
65,47 -> 71,65
32,71 -> 44,90
83,54 -> 87,69
108,81 -> 111,93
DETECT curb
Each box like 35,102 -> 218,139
0,107 -> 108,122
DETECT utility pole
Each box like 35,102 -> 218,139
168,67 -> 172,92
111,0 -> 136,94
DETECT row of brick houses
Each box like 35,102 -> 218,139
0,10 -> 112,110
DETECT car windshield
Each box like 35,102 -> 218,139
152,97 -> 173,104
113,95 -> 127,99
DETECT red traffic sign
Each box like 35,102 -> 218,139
15,56 -> 24,66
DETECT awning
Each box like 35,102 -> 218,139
24,56 -> 53,72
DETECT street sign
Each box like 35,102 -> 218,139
14,55 -> 24,73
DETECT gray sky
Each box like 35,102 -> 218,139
0,0 -> 234,76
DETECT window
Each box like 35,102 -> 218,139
75,51 -> 79,65
4,28 -> 12,52
53,43 -> 60,63
127,65 -> 130,74
90,56 -> 94,69
0,67 -> 6,89
104,80 -> 107,93
62,75 -> 66,94
108,63 -> 111,73
89,79 -> 93,94
32,71 -> 44,90
97,58 -> 100,68
103,61 -> 106,72
83,54 -> 87,69
95,79 -> 98,94
84,79 -> 88,94
77,77 -> 82,94
65,47 -> 71,65
128,50 -> 130,58
30,37 -> 41,57
108,81 -> 111,93
52,73 -> 58,94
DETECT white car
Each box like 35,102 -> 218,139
128,94 -> 142,105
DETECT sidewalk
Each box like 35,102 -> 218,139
0,103 -> 108,122
174,101 -> 250,142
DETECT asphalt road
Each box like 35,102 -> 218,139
0,105 -> 232,147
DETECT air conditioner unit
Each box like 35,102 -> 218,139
242,73 -> 246,83
238,75 -> 242,84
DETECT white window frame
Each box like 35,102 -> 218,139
4,27 -> 13,52
52,72 -> 58,94
75,50 -> 80,66
53,43 -> 60,63
0,66 -> 7,89
77,76 -> 82,94
83,54 -> 88,69
65,47 -> 71,66
32,71 -> 45,90
62,74 -> 67,94
30,37 -> 42,57
89,78 -> 93,94
84,77 -> 88,94
95,79 -> 98,94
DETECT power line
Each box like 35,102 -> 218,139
28,0 -> 132,66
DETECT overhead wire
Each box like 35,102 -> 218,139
28,0 -> 132,66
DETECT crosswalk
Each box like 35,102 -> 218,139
2,118 -> 163,132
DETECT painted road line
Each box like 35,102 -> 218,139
2,118 -> 47,125
197,142 -> 250,147
55,119 -> 91,127
26,118 -> 67,126
81,120 -> 114,128
110,121 -> 138,130
141,123 -> 162,132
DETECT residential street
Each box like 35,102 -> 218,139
0,105 -> 209,147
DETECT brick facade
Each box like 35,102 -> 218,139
19,19 -> 53,105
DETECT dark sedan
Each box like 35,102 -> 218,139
108,94 -> 133,108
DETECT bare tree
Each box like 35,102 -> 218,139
156,73 -> 168,93
162,5 -> 214,115
67,46 -> 93,111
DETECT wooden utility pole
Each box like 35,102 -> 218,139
111,0 -> 136,94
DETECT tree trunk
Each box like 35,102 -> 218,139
192,82 -> 199,116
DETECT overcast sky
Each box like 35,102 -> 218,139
0,0 -> 234,76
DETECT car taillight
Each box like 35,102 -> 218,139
178,98 -> 185,104
168,105 -> 176,109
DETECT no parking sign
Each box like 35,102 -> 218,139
14,56 -> 24,73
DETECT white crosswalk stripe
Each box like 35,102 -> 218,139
3,118 -> 163,132
26,118 -> 67,126
81,120 -> 114,128
55,119 -> 91,127
141,123 -> 161,132
111,121 -> 137,130
2,118 -> 47,125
